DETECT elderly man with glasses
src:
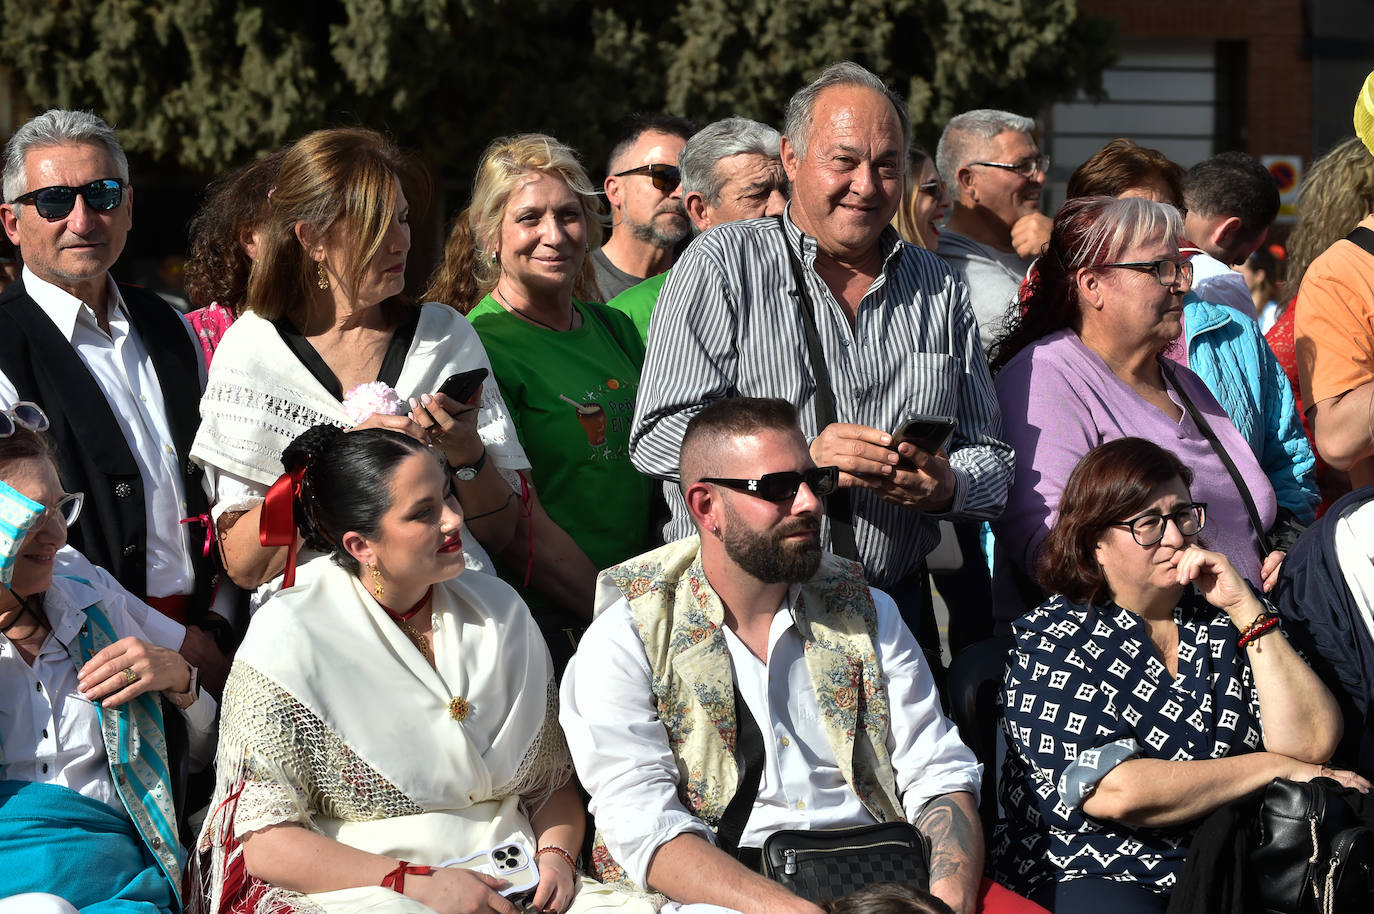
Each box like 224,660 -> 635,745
935,109 -> 1050,351
564,396 -> 986,914
0,109 -> 229,692
592,113 -> 698,301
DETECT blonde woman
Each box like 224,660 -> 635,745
423,135 -> 650,653
192,128 -> 527,609
892,144 -> 950,249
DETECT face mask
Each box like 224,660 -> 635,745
0,480 -> 44,587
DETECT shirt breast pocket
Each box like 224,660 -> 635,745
892,353 -> 960,418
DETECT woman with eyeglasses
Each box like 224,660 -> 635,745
892,144 -> 951,249
0,405 -> 215,914
992,437 -> 1361,912
1065,137 -> 1319,532
422,134 -> 650,665
988,197 -> 1286,628
194,423 -> 649,914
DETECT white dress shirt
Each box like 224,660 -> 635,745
560,584 -> 981,890
0,571 -> 217,812
0,267 -> 205,599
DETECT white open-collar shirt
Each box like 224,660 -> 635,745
560,582 -> 981,890
0,267 -> 205,599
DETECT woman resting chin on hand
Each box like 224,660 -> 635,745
992,437 -> 1365,914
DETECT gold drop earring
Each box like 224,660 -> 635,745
317,261 -> 330,290
370,562 -> 384,599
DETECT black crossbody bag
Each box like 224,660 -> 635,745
1250,777 -> 1374,913
716,684 -> 930,901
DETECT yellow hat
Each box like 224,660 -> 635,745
1358,69 -> 1374,156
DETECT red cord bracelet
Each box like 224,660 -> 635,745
381,860 -> 433,894
536,844 -> 577,874
1238,616 -> 1281,648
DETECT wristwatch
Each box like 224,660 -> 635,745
167,663 -> 199,710
453,448 -> 488,482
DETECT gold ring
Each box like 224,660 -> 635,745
123,667 -> 138,684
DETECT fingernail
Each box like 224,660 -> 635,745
408,397 -> 420,410
421,393 -> 434,406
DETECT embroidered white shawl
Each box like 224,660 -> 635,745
194,558 -> 571,913
190,303 -> 529,488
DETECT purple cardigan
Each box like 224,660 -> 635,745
994,329 -> 1276,594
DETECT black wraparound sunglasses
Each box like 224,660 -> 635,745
700,466 -> 839,502
613,163 -> 681,193
10,179 -> 124,220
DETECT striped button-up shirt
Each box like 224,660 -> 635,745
629,209 -> 1013,589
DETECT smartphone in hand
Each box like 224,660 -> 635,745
437,367 -> 489,405
891,413 -> 957,467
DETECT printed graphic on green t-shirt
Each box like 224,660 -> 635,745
467,296 -> 652,574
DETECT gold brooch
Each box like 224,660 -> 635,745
448,696 -> 470,721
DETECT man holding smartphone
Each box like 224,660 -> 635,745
630,63 -> 1013,653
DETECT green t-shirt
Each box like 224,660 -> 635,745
605,271 -> 668,346
467,295 -> 652,573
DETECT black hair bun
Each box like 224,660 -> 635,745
282,424 -> 345,474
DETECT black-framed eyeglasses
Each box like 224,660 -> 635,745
969,155 -> 1050,179
10,179 -> 124,221
0,401 -> 48,438
700,466 -> 839,502
918,179 -> 946,197
1098,259 -> 1194,289
613,163 -> 681,193
1107,503 -> 1207,546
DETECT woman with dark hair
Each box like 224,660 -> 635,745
194,424 -> 646,914
0,404 -> 214,913
989,196 -> 1286,626
183,149 -> 286,367
993,437 -> 1360,912
191,128 -> 526,611
1064,139 -> 1318,528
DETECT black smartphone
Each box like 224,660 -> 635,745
437,367 -> 488,405
892,413 -> 958,462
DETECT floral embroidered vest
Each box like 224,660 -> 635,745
588,536 -> 904,892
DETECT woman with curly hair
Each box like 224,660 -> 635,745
182,150 -> 285,367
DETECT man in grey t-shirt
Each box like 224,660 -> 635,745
935,109 -> 1050,351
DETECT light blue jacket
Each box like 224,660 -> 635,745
1182,297 -> 1318,523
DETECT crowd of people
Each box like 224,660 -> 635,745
1,56 -> 1374,914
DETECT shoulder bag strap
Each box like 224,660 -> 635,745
1347,226 -> 1374,257
1160,359 -> 1272,556
775,215 -> 858,560
715,682 -> 766,857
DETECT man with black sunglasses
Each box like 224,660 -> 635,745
592,113 -> 697,300
0,109 -> 229,692
564,398 -> 983,914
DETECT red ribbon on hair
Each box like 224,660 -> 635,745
260,465 -> 306,588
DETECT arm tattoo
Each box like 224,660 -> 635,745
915,794 -> 977,884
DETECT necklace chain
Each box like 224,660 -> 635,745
494,285 -> 575,331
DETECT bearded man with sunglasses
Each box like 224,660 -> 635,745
0,109 -> 228,693
563,397 -> 985,914
592,113 -> 697,300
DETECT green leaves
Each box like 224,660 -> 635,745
0,0 -> 1112,175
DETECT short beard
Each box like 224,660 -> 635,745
719,505 -> 822,584
627,204 -> 690,249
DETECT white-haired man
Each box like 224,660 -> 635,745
935,110 -> 1050,350
607,116 -> 788,343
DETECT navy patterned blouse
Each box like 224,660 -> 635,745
992,588 -> 1263,899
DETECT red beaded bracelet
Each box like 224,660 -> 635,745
1238,616 -> 1281,649
381,860 -> 434,894
536,845 -> 577,874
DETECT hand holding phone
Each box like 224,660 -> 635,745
438,367 -> 488,407
891,413 -> 957,467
